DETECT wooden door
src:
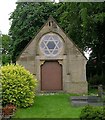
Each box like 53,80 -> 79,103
41,61 -> 62,91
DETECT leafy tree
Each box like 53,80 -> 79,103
2,34 -> 11,65
56,3 -> 105,50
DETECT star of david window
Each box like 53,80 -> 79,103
39,33 -> 63,56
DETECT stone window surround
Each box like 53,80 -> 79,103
39,33 -> 63,57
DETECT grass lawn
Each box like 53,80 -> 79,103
13,93 -> 83,118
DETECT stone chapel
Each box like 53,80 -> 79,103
17,16 -> 88,93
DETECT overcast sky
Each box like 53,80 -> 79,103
0,0 -> 17,34
0,0 -> 60,35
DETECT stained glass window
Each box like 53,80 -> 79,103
39,33 -> 63,56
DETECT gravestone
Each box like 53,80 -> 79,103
98,84 -> 105,105
71,85 -> 105,107
98,84 -> 103,98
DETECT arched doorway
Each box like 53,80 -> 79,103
41,61 -> 62,91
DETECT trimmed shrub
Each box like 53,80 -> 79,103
80,105 -> 105,120
1,64 -> 37,108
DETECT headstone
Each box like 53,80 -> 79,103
71,95 -> 103,107
98,84 -> 103,98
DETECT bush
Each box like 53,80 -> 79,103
1,64 -> 37,108
80,105 -> 105,120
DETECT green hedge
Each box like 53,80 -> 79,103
1,64 -> 37,108
80,105 -> 105,120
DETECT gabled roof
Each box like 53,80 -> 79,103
16,16 -> 87,61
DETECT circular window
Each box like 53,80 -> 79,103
39,33 -> 63,56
